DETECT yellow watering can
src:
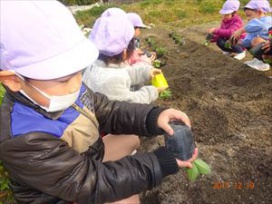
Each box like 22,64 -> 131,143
151,73 -> 169,88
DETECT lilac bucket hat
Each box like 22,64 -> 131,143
127,13 -> 147,28
89,8 -> 127,42
244,0 -> 271,13
0,0 -> 98,80
101,7 -> 127,17
89,16 -> 134,57
219,0 -> 240,15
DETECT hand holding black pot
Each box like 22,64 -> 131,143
164,121 -> 196,161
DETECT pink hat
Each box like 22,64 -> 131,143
219,0 -> 240,15
89,16 -> 134,57
127,13 -> 147,28
0,0 -> 98,80
101,7 -> 127,17
244,0 -> 271,13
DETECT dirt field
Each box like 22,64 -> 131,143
139,26 -> 272,204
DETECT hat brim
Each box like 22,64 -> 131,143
243,6 -> 271,13
136,24 -> 147,28
219,9 -> 235,15
243,5 -> 254,10
16,38 -> 99,80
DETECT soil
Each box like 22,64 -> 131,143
139,25 -> 272,204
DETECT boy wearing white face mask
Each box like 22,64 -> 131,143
14,73 -> 81,112
0,1 -> 198,204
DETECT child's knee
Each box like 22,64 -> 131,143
251,37 -> 266,47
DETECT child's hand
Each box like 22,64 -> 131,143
136,48 -> 144,55
262,40 -> 271,53
156,87 -> 167,93
157,108 -> 191,135
148,52 -> 157,62
231,28 -> 244,43
176,148 -> 199,169
150,68 -> 162,79
229,36 -> 238,45
207,28 -> 216,33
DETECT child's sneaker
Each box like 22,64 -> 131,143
245,58 -> 270,71
233,51 -> 246,60
244,58 -> 259,65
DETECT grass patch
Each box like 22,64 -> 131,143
74,0 -> 228,29
75,4 -> 110,26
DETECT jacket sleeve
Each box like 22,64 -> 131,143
245,19 -> 265,34
91,90 -> 161,134
88,75 -> 158,104
126,62 -> 153,85
213,18 -> 243,39
0,133 -> 163,204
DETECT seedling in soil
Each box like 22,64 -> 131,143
169,31 -> 178,39
152,59 -> 167,68
169,32 -> 186,46
155,47 -> 166,58
187,158 -> 211,181
204,33 -> 213,46
174,37 -> 186,46
153,59 -> 162,68
164,122 -> 211,181
145,37 -> 156,47
159,89 -> 172,99
175,37 -> 181,44
203,40 -> 210,46
224,40 -> 232,49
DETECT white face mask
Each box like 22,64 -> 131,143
16,73 -> 80,112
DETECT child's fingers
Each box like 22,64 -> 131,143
176,160 -> 192,168
176,148 -> 198,168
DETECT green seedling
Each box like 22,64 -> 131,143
204,33 -> 213,46
186,158 -> 211,181
203,40 -> 210,46
224,41 -> 232,49
175,38 -> 181,44
153,59 -> 161,68
159,89 -> 172,99
187,163 -> 199,181
172,35 -> 179,40
194,158 -> 211,174
145,37 -> 156,47
155,47 -> 166,58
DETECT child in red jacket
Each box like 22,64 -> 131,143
206,0 -> 246,60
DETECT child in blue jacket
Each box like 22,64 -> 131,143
232,0 -> 272,71
0,1 -> 198,203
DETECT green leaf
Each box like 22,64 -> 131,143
187,163 -> 199,181
194,158 -> 211,174
153,60 -> 161,68
159,89 -> 172,99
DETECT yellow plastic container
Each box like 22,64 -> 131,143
151,73 -> 169,88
